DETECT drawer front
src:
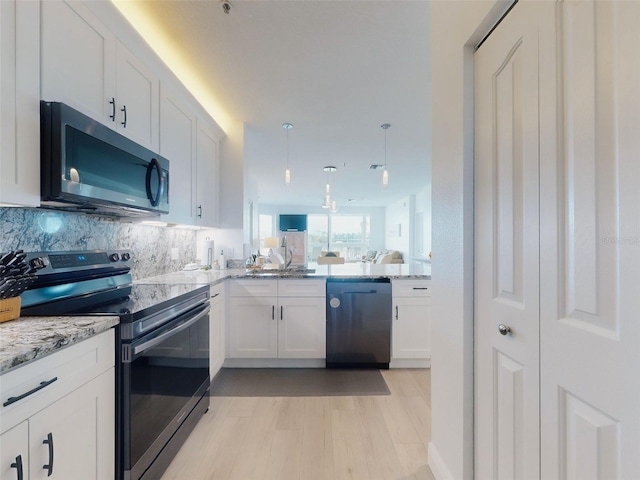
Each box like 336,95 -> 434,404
229,279 -> 278,297
210,282 -> 225,304
278,279 -> 326,298
392,280 -> 432,297
0,329 -> 114,433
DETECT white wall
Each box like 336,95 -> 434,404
384,195 -> 412,255
429,2 -> 508,480
415,184 -> 432,258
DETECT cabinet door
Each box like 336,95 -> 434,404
41,0 -> 116,124
160,85 -> 196,225
29,369 -> 114,480
0,421 -> 29,480
209,293 -> 225,377
115,42 -> 159,149
195,116 -> 220,227
228,297 -> 278,358
392,296 -> 431,360
278,297 -> 326,359
0,0 -> 40,207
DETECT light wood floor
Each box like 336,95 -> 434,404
160,369 -> 434,480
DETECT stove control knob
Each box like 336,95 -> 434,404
121,252 -> 131,261
109,253 -> 120,262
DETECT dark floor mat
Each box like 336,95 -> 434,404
210,368 -> 390,397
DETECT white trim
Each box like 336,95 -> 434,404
428,442 -> 455,480
222,358 -> 325,368
389,358 -> 431,369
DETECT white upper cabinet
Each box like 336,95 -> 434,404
159,83 -> 197,225
196,116 -> 220,228
160,78 -> 223,227
0,0 -> 40,207
115,42 -> 159,149
41,0 -> 159,150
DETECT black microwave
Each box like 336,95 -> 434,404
40,101 -> 169,217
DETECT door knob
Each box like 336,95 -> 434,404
498,324 -> 512,336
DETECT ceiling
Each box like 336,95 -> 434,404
123,0 -> 431,208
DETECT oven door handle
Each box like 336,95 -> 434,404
132,304 -> 210,356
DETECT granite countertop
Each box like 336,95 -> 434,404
136,262 -> 431,286
0,316 -> 119,374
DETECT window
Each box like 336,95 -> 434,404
258,214 -> 273,249
307,213 -> 370,261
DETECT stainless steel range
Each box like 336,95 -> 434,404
20,250 -> 210,480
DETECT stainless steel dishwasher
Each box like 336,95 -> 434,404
326,278 -> 392,368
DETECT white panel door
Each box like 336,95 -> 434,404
196,116 -> 220,227
228,297 -> 278,358
160,85 -> 196,225
540,2 -> 640,478
29,369 -> 114,480
0,421 -> 29,480
115,42 -> 159,150
41,0 -> 116,123
475,3 -> 554,478
278,297 -> 326,359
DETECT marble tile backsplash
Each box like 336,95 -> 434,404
0,208 -> 197,280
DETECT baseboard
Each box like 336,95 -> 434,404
222,358 -> 326,368
389,358 -> 431,368
428,442 -> 455,480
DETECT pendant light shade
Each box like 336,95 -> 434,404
283,123 -> 293,185
381,123 -> 391,187
322,166 -> 337,209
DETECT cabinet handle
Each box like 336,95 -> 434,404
197,205 -> 203,218
109,97 -> 116,121
395,305 -> 399,320
43,432 -> 54,476
121,104 -> 127,128
10,455 -> 23,480
412,287 -> 429,290
272,305 -> 275,320
3,377 -> 58,407
280,305 -> 283,320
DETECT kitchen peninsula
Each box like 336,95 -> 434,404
136,262 -> 432,374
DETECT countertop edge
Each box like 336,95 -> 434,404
0,316 -> 119,375
136,267 -> 431,286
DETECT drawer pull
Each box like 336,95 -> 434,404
43,432 -> 54,476
3,377 -> 58,407
10,454 -> 24,480
412,287 -> 429,290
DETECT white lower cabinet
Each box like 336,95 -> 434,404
227,279 -> 326,360
209,282 -> 226,378
1,421 -> 29,480
0,330 -> 115,480
391,279 -> 432,368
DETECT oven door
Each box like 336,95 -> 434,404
120,302 -> 210,480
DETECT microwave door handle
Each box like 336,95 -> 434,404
145,158 -> 164,207
133,305 -> 210,356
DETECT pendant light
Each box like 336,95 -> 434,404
283,123 -> 293,185
381,123 -> 391,187
322,166 -> 337,208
